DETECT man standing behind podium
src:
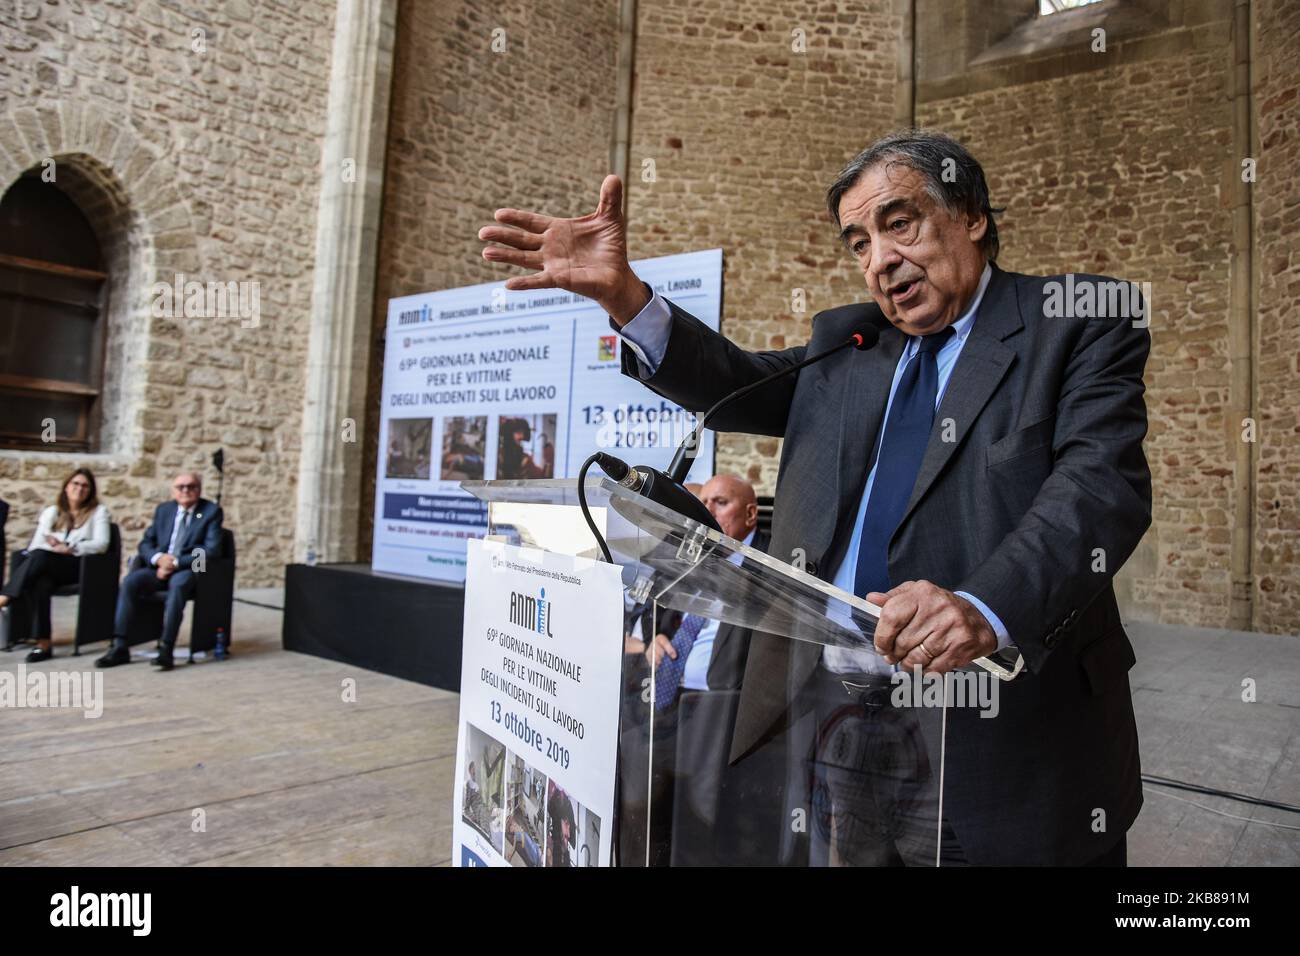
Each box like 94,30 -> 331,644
478,130 -> 1152,866
645,473 -> 767,700
97,473 -> 224,671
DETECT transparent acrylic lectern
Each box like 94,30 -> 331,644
464,476 -> 1020,867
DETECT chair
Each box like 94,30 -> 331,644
3,524 -> 122,655
0,497 -> 9,591
123,528 -> 236,661
669,689 -> 790,866
756,494 -> 774,538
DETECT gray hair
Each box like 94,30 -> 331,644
826,128 -> 1004,262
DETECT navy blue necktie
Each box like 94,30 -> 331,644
854,326 -> 955,598
653,613 -> 707,712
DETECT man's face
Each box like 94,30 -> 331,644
172,475 -> 200,509
836,163 -> 987,336
700,476 -> 757,541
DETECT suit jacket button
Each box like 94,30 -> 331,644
1044,632 -> 1059,649
805,561 -> 818,577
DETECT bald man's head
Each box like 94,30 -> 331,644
699,474 -> 758,541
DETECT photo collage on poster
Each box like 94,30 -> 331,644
460,722 -> 600,867
373,249 -> 722,583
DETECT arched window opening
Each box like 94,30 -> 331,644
0,173 -> 109,451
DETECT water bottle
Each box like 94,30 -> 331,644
215,627 -> 228,660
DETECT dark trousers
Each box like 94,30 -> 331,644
802,665 -> 1129,867
617,683 -> 680,868
804,665 -> 957,866
114,566 -> 196,651
1,549 -> 80,642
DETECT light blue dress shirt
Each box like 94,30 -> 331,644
616,264 -> 1011,674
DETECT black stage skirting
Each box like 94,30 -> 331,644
282,563 -> 464,691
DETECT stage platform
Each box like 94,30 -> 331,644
282,563 -> 464,692
0,592 -> 1293,866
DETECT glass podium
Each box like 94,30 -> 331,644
463,476 -> 1022,866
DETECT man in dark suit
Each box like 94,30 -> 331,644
96,472 -> 224,671
656,473 -> 784,865
0,497 -> 9,591
643,473 -> 768,699
621,473 -> 774,865
479,129 -> 1151,866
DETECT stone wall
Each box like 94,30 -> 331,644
919,28 -> 1238,628
5,0 -> 1295,637
358,0 -> 622,558
0,0 -> 335,587
914,0 -> 1300,636
1252,0 -> 1300,633
623,0 -> 902,495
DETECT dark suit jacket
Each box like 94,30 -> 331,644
703,528 -> 770,692
0,498 -> 8,590
137,498 -> 224,573
620,264 -> 1152,865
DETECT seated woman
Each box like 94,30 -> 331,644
0,468 -> 111,662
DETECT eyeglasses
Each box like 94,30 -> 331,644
173,483 -> 199,491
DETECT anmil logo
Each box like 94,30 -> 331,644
508,586 -> 554,637
597,335 -> 618,361
397,302 -> 431,326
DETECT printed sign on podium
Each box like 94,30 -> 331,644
452,538 -> 624,867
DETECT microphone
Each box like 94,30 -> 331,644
607,309 -> 882,533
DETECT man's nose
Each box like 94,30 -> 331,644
869,239 -> 904,279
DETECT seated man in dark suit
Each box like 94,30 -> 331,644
646,473 -> 766,702
619,474 -> 779,865
96,472 -> 224,671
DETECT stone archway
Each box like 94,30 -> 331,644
0,103 -> 203,456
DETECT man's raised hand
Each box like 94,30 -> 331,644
478,174 -> 650,325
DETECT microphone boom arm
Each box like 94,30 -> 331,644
666,331 -> 871,483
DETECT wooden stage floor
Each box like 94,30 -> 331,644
0,589 -> 458,866
2,589 -> 1295,866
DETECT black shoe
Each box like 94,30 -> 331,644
25,646 -> 52,663
154,655 -> 174,672
95,644 -> 131,668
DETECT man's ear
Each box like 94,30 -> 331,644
967,211 -> 988,244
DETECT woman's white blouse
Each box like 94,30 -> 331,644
27,504 -> 111,556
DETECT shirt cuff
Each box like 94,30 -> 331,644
955,590 -> 1012,650
150,552 -> 163,567
612,285 -> 672,376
